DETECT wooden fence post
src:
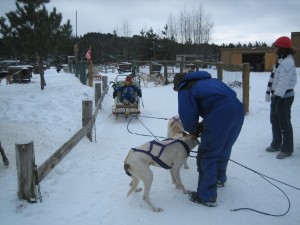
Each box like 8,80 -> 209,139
163,63 -> 168,85
217,62 -> 223,80
102,76 -> 108,92
82,100 -> 93,142
95,83 -> 102,107
149,62 -> 153,75
195,63 -> 200,72
180,61 -> 184,73
242,63 -> 250,114
15,140 -> 37,202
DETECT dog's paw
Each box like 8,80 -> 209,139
183,189 -> 191,194
176,184 -> 181,189
135,188 -> 143,192
153,207 -> 163,212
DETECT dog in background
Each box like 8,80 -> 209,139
124,116 -> 199,212
0,72 -> 12,85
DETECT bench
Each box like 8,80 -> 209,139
94,75 -> 102,80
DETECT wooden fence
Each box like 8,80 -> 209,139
15,61 -> 250,202
134,60 -> 250,114
15,77 -> 109,202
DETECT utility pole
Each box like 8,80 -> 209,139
153,41 -> 156,61
76,10 -> 77,38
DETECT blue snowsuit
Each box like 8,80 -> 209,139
118,84 -> 141,103
176,71 -> 244,202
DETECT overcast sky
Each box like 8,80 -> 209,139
0,0 -> 299,45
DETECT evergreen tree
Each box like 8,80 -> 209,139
0,0 -> 72,90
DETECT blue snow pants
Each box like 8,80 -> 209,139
196,99 -> 244,202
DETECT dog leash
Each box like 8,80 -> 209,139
229,159 -> 292,217
127,115 -> 166,140
127,114 -> 300,216
127,115 -> 300,191
138,115 -> 168,120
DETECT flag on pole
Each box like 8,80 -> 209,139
86,46 -> 91,61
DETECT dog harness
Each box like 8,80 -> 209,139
131,138 -> 191,169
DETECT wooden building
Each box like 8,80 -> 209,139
221,32 -> 300,71
221,47 -> 276,72
291,32 -> 300,67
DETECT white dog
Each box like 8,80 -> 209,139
124,117 -> 199,212
166,115 -> 189,169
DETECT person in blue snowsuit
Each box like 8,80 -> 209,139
113,75 -> 142,104
173,71 -> 244,207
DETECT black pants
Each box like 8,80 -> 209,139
270,96 -> 294,153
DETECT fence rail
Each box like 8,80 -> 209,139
15,77 -> 109,202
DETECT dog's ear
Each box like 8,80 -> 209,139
182,131 -> 189,136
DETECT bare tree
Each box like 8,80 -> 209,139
202,15 -> 214,43
166,13 -> 178,41
178,8 -> 194,44
113,19 -> 132,37
121,19 -> 132,37
167,4 -> 214,44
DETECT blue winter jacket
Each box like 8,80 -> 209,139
177,71 -> 239,134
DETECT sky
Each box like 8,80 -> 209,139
0,65 -> 300,225
0,0 -> 300,45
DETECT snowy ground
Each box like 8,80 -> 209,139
0,67 -> 300,225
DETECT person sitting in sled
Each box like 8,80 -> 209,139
113,75 -> 142,105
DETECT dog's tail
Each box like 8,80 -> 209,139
124,162 -> 132,176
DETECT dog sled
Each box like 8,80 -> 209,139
117,62 -> 132,74
111,74 -> 142,118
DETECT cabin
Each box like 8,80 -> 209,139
221,32 -> 300,71
292,32 -> 300,67
221,47 -> 276,72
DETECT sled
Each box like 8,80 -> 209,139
117,62 -> 132,74
111,75 -> 142,118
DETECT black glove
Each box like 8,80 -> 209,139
137,89 -> 142,98
197,121 -> 204,135
191,121 -> 204,138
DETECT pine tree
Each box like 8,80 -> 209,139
0,0 -> 72,90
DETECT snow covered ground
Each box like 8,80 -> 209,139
0,67 -> 300,225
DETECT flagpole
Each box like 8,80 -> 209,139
86,46 -> 93,87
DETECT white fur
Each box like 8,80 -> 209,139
167,116 -> 189,169
124,116 -> 198,212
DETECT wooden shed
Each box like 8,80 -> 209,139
221,47 -> 276,72
291,32 -> 300,67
